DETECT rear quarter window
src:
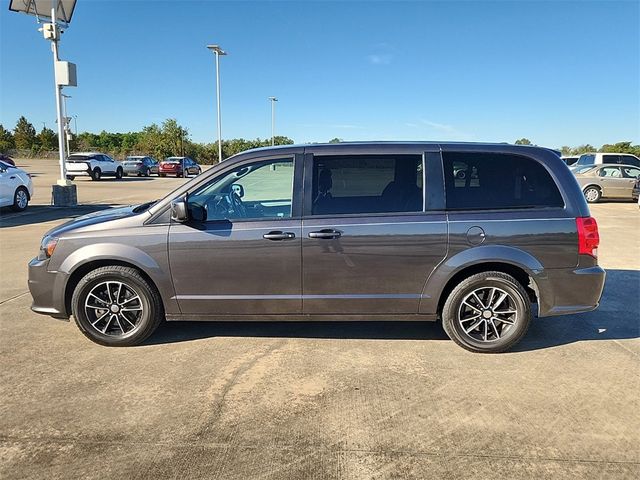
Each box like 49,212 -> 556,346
443,152 -> 564,210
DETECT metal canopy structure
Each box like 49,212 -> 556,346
8,0 -> 77,24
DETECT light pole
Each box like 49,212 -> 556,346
61,93 -> 71,154
268,97 -> 278,146
206,44 -> 227,162
8,0 -> 78,206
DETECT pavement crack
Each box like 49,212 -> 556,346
0,291 -> 29,306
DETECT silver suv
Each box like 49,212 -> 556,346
29,142 -> 606,353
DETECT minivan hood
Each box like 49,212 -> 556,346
45,205 -> 144,238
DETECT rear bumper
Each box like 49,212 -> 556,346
28,257 -> 69,320
536,264 -> 606,317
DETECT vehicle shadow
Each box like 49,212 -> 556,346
145,269 -> 639,351
0,204 -> 114,228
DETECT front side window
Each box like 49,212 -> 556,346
187,158 -> 294,221
311,155 -> 423,216
603,155 -> 621,164
599,166 -> 622,178
443,152 -> 564,210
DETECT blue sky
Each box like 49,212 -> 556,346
1,0 -> 639,148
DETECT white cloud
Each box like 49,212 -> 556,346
405,118 -> 473,141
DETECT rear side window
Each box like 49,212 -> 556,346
620,155 -> 640,167
603,155 -> 621,164
443,152 -> 564,210
311,155 -> 423,215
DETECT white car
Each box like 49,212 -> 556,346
574,152 -> 640,168
0,160 -> 33,212
65,152 -> 124,181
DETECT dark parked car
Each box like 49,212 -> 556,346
28,142 -> 605,353
122,156 -> 159,177
158,157 -> 201,178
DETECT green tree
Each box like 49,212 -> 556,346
559,146 -> 573,156
570,144 -> 596,155
514,138 -> 532,145
13,116 -> 37,149
328,137 -> 343,143
0,124 -> 15,152
161,119 -> 188,156
37,127 -> 58,150
599,141 -> 640,156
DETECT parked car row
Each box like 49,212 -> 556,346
65,152 -> 202,181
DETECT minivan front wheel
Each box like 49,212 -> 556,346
442,271 -> 531,353
71,266 -> 164,346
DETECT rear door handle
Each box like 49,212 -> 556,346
308,229 -> 342,239
263,231 -> 296,241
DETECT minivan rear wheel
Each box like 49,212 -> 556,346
442,271 -> 531,353
71,266 -> 164,346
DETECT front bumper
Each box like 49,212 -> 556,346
536,263 -> 606,317
28,257 -> 70,320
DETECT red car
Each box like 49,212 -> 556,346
158,157 -> 201,178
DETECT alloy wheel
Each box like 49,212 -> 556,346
84,281 -> 144,337
15,189 -> 28,209
457,286 -> 517,342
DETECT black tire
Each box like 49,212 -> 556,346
11,186 -> 29,212
66,175 -> 75,181
71,266 -> 164,347
145,168 -> 150,177
91,168 -> 102,181
197,168 -> 202,175
584,186 -> 601,203
115,167 -> 123,180
159,173 -> 166,177
178,171 -> 184,178
441,271 -> 531,353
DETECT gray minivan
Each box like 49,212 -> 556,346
28,143 -> 605,353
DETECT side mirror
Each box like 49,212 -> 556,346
190,204 -> 207,222
171,198 -> 188,222
231,183 -> 244,198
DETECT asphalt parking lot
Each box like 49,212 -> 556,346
1,159 -> 638,479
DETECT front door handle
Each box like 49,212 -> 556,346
309,229 -> 342,239
263,231 -> 296,241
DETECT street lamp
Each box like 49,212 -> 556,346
206,44 -> 227,162
268,97 -> 277,146
61,93 -> 71,154
8,0 -> 78,206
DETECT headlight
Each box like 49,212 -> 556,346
38,235 -> 59,260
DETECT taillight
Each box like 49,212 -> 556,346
576,217 -> 599,258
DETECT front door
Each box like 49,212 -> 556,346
301,151 -> 448,314
168,155 -> 302,316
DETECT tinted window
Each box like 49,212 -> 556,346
188,158 -> 294,221
577,154 -> 595,165
603,155 -> 621,164
620,155 -> 640,167
443,152 -> 564,210
311,155 -> 423,215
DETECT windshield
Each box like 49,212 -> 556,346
577,154 -> 595,165
573,165 -> 596,174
